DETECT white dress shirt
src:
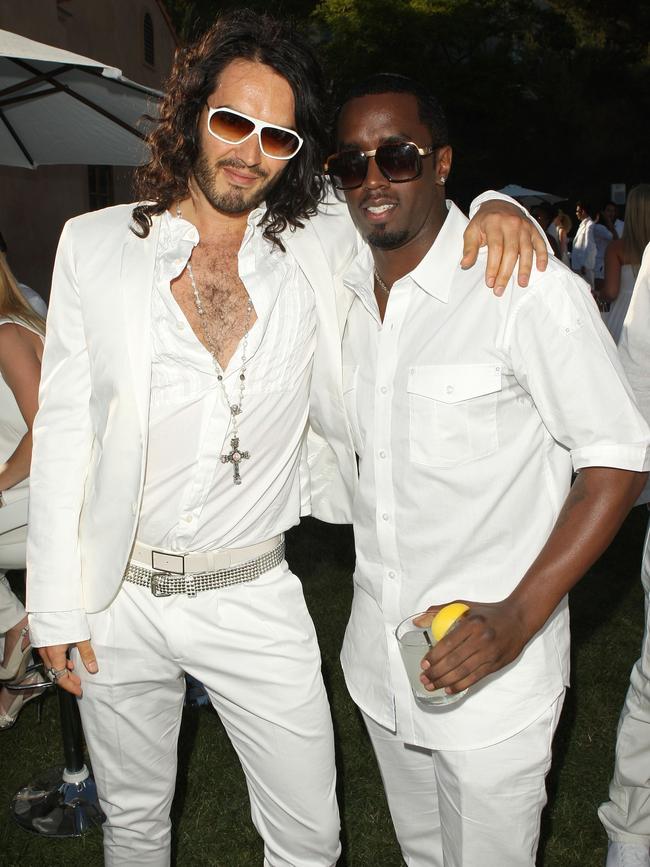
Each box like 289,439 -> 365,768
30,208 -> 316,646
340,202 -> 650,751
571,217 -> 596,273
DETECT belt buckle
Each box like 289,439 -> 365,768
151,550 -> 185,575
150,573 -> 173,597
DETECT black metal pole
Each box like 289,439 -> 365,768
11,668 -> 105,837
58,687 -> 85,775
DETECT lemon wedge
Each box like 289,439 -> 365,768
430,603 -> 470,641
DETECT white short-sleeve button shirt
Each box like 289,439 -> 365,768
340,202 -> 650,751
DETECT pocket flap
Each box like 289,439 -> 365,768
407,364 -> 502,404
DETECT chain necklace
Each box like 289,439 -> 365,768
177,207 -> 253,485
374,267 -> 391,295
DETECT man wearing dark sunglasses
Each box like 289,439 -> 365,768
26,9 -> 555,867
323,73 -> 649,867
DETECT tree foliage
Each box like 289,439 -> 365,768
164,0 -> 649,208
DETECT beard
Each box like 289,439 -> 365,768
366,228 -> 410,249
192,151 -> 278,214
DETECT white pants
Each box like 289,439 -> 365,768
0,492 -> 28,572
0,573 -> 25,634
599,515 -> 650,845
0,493 -> 28,644
363,694 -> 564,867
75,560 -> 340,867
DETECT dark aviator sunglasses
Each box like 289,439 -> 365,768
325,142 -> 439,191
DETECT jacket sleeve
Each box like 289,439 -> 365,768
26,219 -> 94,616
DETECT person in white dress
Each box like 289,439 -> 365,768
603,185 -> 650,344
0,250 -> 45,728
553,211 -> 572,266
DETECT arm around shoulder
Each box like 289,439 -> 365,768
464,191 -> 550,292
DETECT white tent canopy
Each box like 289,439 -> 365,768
498,184 -> 566,204
0,29 -> 161,168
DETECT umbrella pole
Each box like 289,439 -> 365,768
10,667 -> 105,838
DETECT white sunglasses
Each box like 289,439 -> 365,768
206,106 -> 304,160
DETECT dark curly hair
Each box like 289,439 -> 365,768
132,9 -> 330,249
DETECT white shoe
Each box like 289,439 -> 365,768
606,842 -> 650,867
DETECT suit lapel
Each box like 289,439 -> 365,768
284,217 -> 353,343
121,215 -> 162,430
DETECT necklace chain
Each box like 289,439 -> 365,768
374,267 -> 391,294
177,206 -> 253,485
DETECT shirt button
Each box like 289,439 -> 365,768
378,450 -> 386,459
182,514 -> 193,523
446,385 -> 454,394
388,570 -> 396,579
176,321 -> 184,330
380,386 -> 388,394
381,512 -> 389,521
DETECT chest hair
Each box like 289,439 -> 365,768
172,237 -> 258,370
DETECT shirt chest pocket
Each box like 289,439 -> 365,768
407,364 -> 502,468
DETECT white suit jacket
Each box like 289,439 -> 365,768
26,198 -> 359,616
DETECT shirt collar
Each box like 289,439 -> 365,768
161,203 -> 268,249
343,200 -> 468,306
409,202 -> 468,303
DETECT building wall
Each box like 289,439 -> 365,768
0,0 -> 177,298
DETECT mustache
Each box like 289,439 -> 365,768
359,194 -> 398,209
217,157 -> 268,180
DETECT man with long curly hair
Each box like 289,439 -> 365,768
25,9 -> 548,865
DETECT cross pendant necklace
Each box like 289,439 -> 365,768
221,435 -> 250,484
178,207 -> 253,485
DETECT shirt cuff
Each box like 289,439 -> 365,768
28,610 -> 90,647
571,443 -> 650,473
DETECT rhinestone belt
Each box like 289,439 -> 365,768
124,540 -> 285,597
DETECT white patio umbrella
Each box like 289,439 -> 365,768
0,29 -> 161,168
498,184 -> 566,205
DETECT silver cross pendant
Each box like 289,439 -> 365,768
220,436 -> 250,485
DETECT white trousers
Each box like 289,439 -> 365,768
0,573 -> 25,634
0,492 -> 28,572
0,493 -> 28,637
363,694 -> 564,867
599,515 -> 650,845
75,560 -> 340,867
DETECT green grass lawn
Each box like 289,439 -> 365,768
1,506 -> 646,866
